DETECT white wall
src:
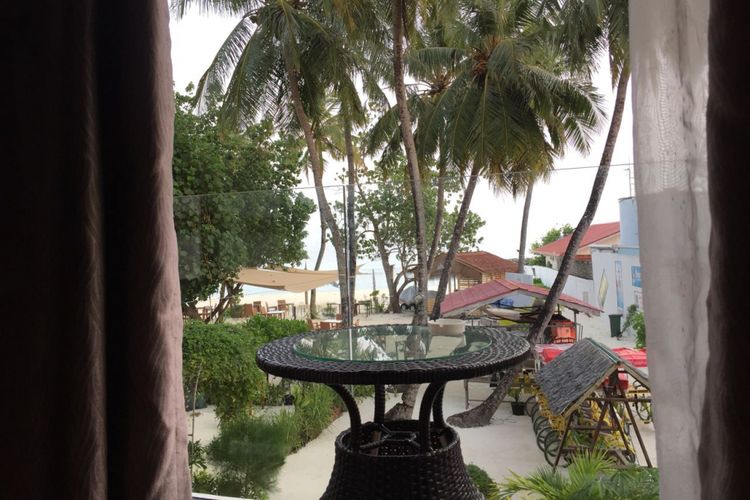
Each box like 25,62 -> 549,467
590,247 -> 642,316
525,265 -> 596,306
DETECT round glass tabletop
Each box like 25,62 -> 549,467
293,325 -> 490,362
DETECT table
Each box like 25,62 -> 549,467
319,319 -> 343,330
256,325 -> 531,499
264,309 -> 286,319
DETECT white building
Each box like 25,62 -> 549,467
590,197 -> 643,317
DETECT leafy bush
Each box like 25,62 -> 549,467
203,414 -> 295,499
500,452 -> 659,500
241,314 -> 308,345
622,304 -> 647,348
183,320 -> 266,421
290,383 -> 343,447
466,464 -> 500,500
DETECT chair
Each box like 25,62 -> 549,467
306,318 -> 320,331
253,301 -> 266,315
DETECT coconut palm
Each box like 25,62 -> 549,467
448,0 -> 630,428
389,0 -> 603,320
517,183 -> 534,272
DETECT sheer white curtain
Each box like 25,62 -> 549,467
630,1 -> 709,498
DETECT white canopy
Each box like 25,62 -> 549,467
235,267 -> 342,293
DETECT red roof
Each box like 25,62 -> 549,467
434,251 -> 517,276
440,278 -> 602,317
532,222 -> 620,257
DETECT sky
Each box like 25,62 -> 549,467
169,8 -> 635,288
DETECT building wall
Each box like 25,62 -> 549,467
590,246 -> 642,316
525,265 -> 596,306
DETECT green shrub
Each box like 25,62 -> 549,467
622,304 -> 647,348
291,383 -> 343,447
242,315 -> 308,345
192,469 -> 218,494
207,414 -> 294,499
466,464 -> 500,500
183,320 -> 266,421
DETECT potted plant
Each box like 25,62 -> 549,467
508,388 -> 525,416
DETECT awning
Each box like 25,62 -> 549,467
235,267 -> 342,293
440,278 -> 602,317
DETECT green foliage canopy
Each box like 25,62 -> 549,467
528,223 -> 575,266
172,89 -> 316,310
356,160 -> 485,291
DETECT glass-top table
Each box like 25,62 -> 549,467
293,324 -> 490,362
255,325 -> 531,500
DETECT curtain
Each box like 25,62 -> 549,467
630,1 -> 709,498
0,1 -> 190,499
700,1 -> 750,498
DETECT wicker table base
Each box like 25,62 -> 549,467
321,420 -> 483,500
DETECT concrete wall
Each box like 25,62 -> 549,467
525,265 -> 596,306
590,246 -> 642,316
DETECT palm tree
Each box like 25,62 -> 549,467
448,0 -> 630,428
391,0 -> 431,326
400,0 -> 603,320
523,0 -> 630,341
517,183 -> 534,272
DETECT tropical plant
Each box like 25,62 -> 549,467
182,320 -> 267,421
517,183 -> 535,272
173,90 -> 315,321
466,464 -> 500,500
172,0 -> 385,327
499,452 -> 659,500
527,223 -> 575,266
356,159 -> 485,312
622,304 -> 646,348
206,414 -> 295,499
448,0 -> 630,428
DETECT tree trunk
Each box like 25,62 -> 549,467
517,183 -> 534,273
427,163 -> 447,275
344,120 -> 357,324
447,71 -> 630,428
430,164 -> 480,320
309,210 -> 327,318
283,57 -> 351,327
392,0 -> 428,327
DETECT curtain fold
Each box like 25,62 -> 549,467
1,1 -> 189,498
700,1 -> 750,497
630,0 -> 709,498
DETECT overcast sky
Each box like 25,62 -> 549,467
169,9 -> 635,276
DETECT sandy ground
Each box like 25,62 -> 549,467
188,310 -> 656,498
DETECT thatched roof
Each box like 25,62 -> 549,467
536,339 -> 649,418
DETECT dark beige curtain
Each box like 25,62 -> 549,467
0,1 -> 190,499
700,1 -> 750,498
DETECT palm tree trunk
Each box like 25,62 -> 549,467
309,212 -> 327,318
344,120 -> 357,324
517,183 -> 534,273
430,164 -> 480,320
427,164 -> 447,275
284,57 -> 351,326
447,71 -> 630,428
392,0 -> 428,327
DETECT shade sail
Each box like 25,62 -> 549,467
235,267 -> 343,293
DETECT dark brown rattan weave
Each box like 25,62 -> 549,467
256,326 -> 531,385
322,421 -> 483,500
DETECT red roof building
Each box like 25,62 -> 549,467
531,223 -> 620,279
440,278 -> 602,318
430,251 -> 517,292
